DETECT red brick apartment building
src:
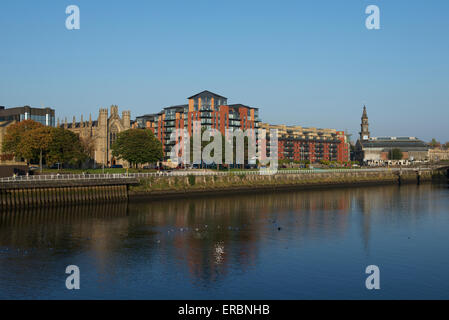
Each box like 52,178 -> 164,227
134,90 -> 349,163
260,123 -> 350,163
134,91 -> 260,158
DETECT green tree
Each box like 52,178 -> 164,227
429,138 -> 441,148
278,159 -> 290,166
2,120 -> 44,163
389,148 -> 403,160
111,129 -> 163,168
47,128 -> 88,167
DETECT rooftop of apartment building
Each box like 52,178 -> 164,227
135,90 -> 260,123
164,104 -> 188,111
259,123 -> 347,144
187,90 -> 228,100
260,123 -> 340,135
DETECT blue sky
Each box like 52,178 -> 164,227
1,0 -> 448,142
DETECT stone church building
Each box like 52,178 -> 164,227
60,105 -> 131,167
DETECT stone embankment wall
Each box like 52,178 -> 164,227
129,170 -> 435,200
0,170 -> 441,209
0,183 -> 128,210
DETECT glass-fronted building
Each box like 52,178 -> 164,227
0,106 -> 56,126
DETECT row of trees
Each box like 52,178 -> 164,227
2,120 -> 91,171
11,122 -> 446,170
1,120 -> 165,170
429,139 -> 449,150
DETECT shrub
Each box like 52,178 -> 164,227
188,175 -> 196,186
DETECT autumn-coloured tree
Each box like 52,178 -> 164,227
22,126 -> 55,173
2,120 -> 44,163
80,135 -> 96,159
2,120 -> 91,170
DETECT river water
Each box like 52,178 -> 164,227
1,183 -> 448,299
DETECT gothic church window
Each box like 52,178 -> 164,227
110,125 -> 119,146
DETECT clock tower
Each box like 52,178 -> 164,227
360,105 -> 370,141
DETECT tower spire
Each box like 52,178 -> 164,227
360,105 -> 370,141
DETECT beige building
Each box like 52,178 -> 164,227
355,106 -> 429,164
0,120 -> 15,150
61,105 -> 131,166
260,123 -> 340,140
259,123 -> 350,163
429,148 -> 449,162
0,120 -> 16,163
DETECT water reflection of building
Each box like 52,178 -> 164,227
0,190 -> 351,288
0,202 -> 130,296
354,184 -> 437,249
0,202 -> 129,245
8,185 -> 439,290
127,190 -> 352,286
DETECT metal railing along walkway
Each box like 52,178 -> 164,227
0,167 -> 430,184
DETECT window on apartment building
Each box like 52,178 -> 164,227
194,98 -> 199,111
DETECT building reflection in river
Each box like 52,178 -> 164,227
0,188 -> 353,287
0,183 -> 445,295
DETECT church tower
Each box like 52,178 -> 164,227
360,105 -> 370,141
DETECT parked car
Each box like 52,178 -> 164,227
111,165 -> 123,169
49,163 -> 61,170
